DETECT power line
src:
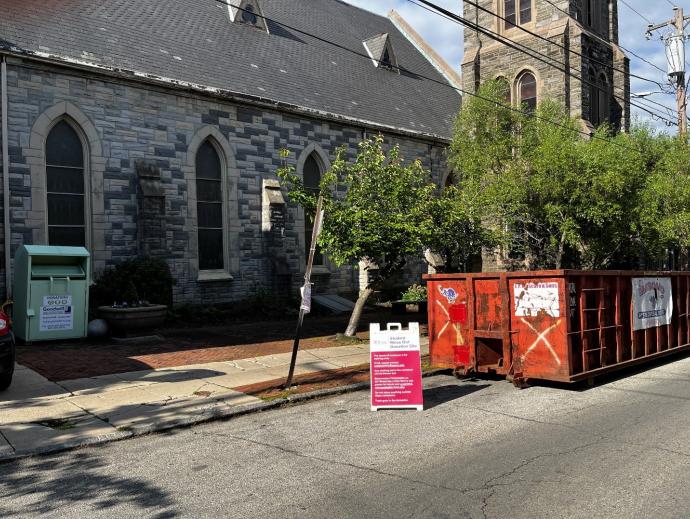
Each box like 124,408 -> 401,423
459,0 -> 665,89
209,0 -> 652,153
409,0 -> 677,126
408,0 -> 674,119
620,0 -> 654,25
540,0 -> 668,76
410,0 -> 674,123
413,0 -> 675,119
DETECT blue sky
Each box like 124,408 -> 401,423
346,0 -> 688,133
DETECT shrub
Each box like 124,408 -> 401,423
401,283 -> 427,302
91,257 -> 174,307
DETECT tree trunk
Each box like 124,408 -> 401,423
344,287 -> 374,337
556,230 -> 567,269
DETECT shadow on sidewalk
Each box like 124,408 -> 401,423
17,312 -> 427,382
0,450 -> 177,518
423,384 -> 491,410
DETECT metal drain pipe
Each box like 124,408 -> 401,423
1,57 -> 11,298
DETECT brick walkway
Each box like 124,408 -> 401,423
17,313 -> 427,381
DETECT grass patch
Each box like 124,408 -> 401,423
333,333 -> 365,345
259,390 -> 294,402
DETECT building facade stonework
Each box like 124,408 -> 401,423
0,0 -> 462,305
0,59 -> 450,304
462,0 -> 630,132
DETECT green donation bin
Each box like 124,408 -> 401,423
13,245 -> 90,342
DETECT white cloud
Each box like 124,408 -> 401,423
344,0 -> 689,132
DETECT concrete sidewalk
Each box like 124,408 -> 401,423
0,340 -> 428,460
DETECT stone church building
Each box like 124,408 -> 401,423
462,0 -> 630,132
0,0 -> 462,304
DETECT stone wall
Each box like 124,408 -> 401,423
1,58 -> 450,305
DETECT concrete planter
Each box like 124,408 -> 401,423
98,305 -> 168,337
391,300 -> 427,315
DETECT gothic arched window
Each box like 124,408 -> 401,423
517,71 -> 537,112
46,120 -> 86,246
303,153 -> 324,266
196,140 -> 225,271
598,72 -> 610,125
496,76 -> 511,104
588,67 -> 600,126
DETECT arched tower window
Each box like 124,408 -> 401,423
303,153 -> 324,266
196,140 -> 225,271
588,67 -> 600,126
496,76 -> 511,104
444,171 -> 456,189
46,120 -> 86,246
598,73 -> 610,125
517,71 -> 537,112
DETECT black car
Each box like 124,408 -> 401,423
0,331 -> 15,391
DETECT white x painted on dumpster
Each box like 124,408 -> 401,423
436,300 -> 465,345
520,318 -> 562,366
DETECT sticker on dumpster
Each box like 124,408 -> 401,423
438,285 -> 458,304
40,295 -> 73,332
632,278 -> 673,331
513,282 -> 560,318
370,322 -> 423,411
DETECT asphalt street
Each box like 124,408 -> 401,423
3,355 -> 690,518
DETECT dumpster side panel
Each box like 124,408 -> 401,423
472,276 -> 508,374
427,278 -> 470,369
566,272 -> 690,382
509,276 -> 571,381
474,278 -> 503,332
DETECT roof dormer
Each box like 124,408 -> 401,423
227,0 -> 269,33
363,33 -> 398,72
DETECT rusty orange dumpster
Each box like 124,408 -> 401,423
424,271 -> 690,384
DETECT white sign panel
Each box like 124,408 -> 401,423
40,295 -> 74,332
370,323 -> 423,412
513,282 -> 560,318
632,278 -> 673,331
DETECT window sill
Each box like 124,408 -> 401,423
197,271 -> 234,282
311,266 -> 331,275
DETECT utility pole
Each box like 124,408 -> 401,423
647,7 -> 690,140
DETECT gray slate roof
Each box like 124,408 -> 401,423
0,0 -> 461,140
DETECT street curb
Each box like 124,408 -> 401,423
0,368 -> 451,464
0,430 -> 133,463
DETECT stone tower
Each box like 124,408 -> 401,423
461,0 -> 630,132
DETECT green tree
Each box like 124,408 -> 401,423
639,135 -> 690,266
448,80 -> 672,270
278,135 -> 437,336
426,183 -> 498,272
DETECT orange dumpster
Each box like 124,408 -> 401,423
423,270 -> 690,385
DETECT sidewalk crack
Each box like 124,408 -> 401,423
210,432 -> 471,495
66,399 -> 116,429
0,427 -> 14,450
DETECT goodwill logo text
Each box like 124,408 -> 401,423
40,295 -> 74,332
